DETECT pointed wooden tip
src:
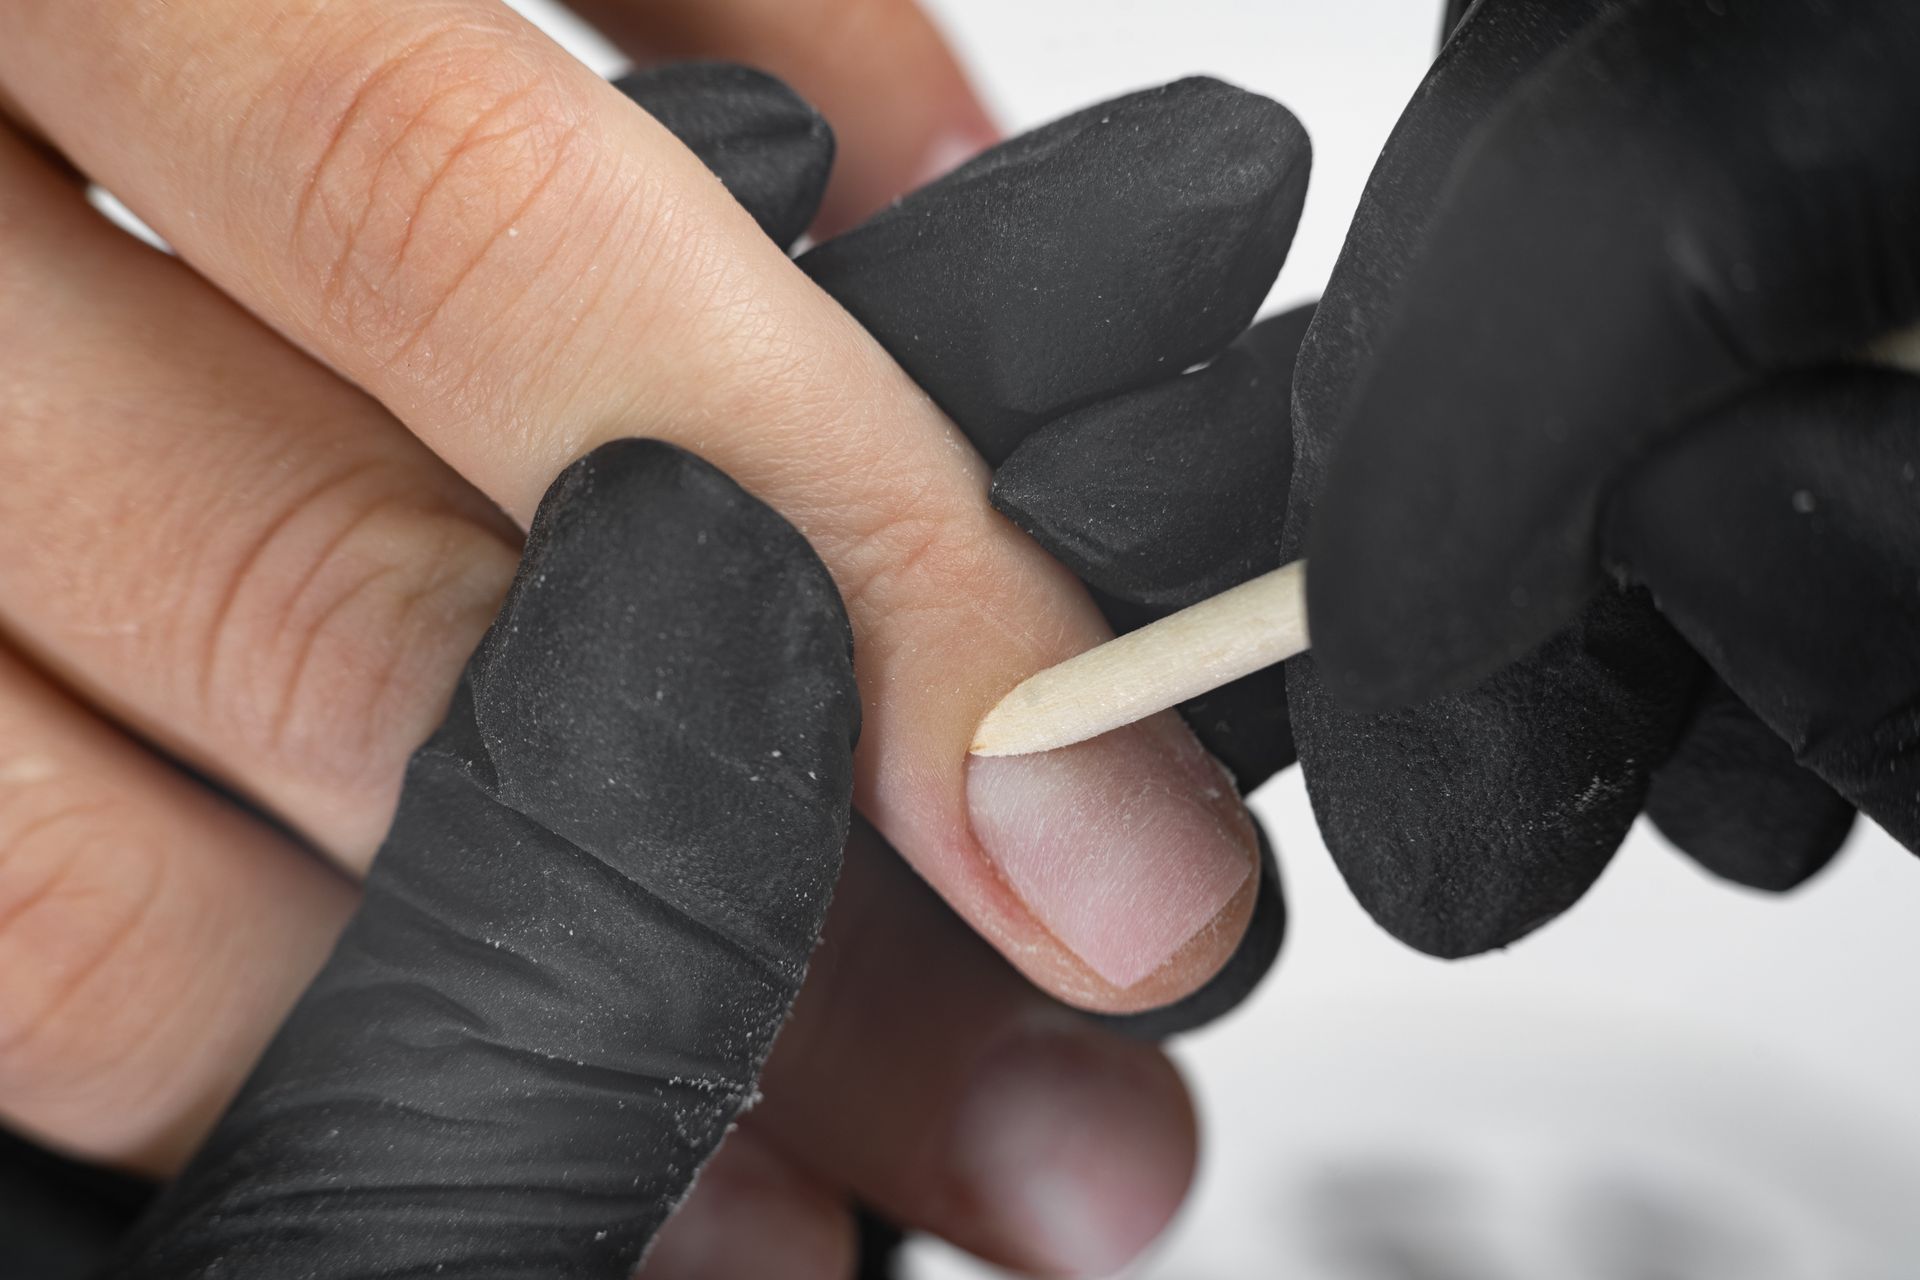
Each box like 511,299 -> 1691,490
970,560 -> 1310,758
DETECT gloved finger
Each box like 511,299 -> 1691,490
612,63 -> 833,251
1170,658 -> 1296,795
569,0 -> 997,235
993,305 -> 1311,610
803,77 -> 1310,465
1604,367 -> 1920,852
1292,585 -> 1700,958
990,305 -> 1315,796
1302,0 -> 1920,709
1645,677 -> 1854,893
639,1130 -> 855,1280
752,821 -> 1198,1277
112,441 -> 860,1276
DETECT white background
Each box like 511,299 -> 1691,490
513,4 -> 1920,1275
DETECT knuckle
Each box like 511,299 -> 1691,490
0,794 -> 167,1107
263,13 -> 607,363
828,488 -> 992,640
193,463 -> 517,826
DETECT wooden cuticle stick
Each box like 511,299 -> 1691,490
972,559 -> 1308,757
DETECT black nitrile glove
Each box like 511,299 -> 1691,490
1285,0 -> 1919,954
803,76 -> 1311,1029
917,7 -> 1913,962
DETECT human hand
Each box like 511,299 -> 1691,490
0,0 -> 1274,1028
0,33 -> 1303,1274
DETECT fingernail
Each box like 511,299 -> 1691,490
966,711 -> 1257,989
947,1022 -> 1196,1277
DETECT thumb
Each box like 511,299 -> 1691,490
112,441 -> 860,1277
572,0 -> 999,234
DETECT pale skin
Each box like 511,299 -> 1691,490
0,1 -> 1265,1276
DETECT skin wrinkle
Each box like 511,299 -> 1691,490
198,487 -> 511,837
255,504 -> 414,756
192,456 -> 386,715
0,823 -> 164,1073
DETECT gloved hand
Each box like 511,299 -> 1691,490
1287,0 -> 1920,953
985,0 -> 1920,960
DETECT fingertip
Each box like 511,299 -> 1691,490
964,711 -> 1261,1010
944,1023 -> 1197,1277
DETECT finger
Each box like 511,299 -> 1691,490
993,306 -> 1312,610
1300,586 -> 1700,958
1645,677 -> 1854,893
0,643 -> 354,1175
612,62 -> 833,250
0,89 -> 70,176
570,0 -> 997,234
0,119 -> 518,869
754,822 -> 1197,1278
1304,0 -> 1920,707
0,0 -> 1264,1010
988,305 -> 1316,793
1604,367 -> 1920,852
640,1131 -> 854,1280
115,442 -> 860,1276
